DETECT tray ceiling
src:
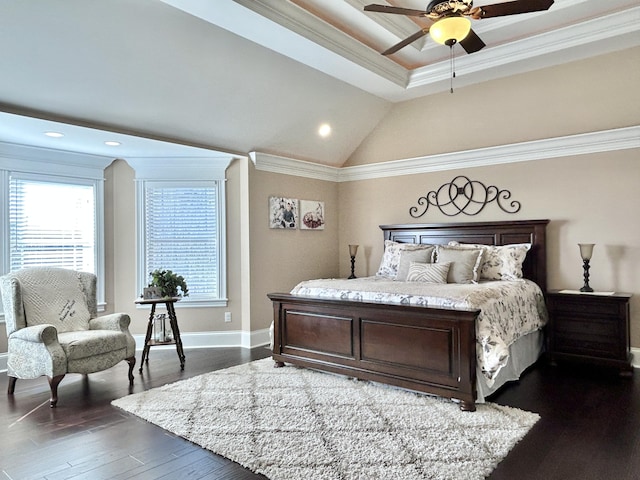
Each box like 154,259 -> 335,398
162,0 -> 640,101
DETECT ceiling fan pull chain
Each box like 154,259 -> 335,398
450,44 -> 456,93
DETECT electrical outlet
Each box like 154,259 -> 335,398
224,312 -> 232,323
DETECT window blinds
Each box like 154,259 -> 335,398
9,177 -> 95,272
144,184 -> 219,298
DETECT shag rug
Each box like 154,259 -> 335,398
112,358 -> 539,480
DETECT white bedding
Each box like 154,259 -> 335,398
291,276 -> 548,387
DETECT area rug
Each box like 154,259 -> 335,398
112,358 -> 539,480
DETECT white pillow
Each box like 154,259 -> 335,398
376,241 -> 435,278
395,247 -> 435,281
406,262 -> 450,284
434,245 -> 484,284
448,242 -> 531,280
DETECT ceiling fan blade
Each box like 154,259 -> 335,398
472,0 -> 554,19
459,29 -> 486,54
364,4 -> 429,17
382,28 -> 429,55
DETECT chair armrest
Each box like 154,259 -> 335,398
89,313 -> 131,332
9,324 -> 59,345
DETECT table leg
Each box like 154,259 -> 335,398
166,302 -> 185,370
139,303 -> 156,373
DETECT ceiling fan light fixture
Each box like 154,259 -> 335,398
429,16 -> 471,45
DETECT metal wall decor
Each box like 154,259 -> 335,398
409,175 -> 521,217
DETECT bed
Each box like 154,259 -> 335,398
268,219 -> 549,411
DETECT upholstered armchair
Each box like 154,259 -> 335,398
0,267 -> 136,407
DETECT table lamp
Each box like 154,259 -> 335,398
348,244 -> 359,279
578,243 -> 595,292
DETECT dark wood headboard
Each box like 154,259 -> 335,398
380,220 -> 549,292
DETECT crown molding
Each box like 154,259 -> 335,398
127,156 -> 241,180
339,126 -> 640,182
251,126 -> 640,182
406,6 -> 640,97
250,152 -> 340,182
0,141 -> 114,179
233,0 -> 408,87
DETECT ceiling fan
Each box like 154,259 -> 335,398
364,0 -> 554,56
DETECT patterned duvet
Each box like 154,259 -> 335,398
291,277 -> 548,386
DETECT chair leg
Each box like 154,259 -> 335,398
48,374 -> 65,408
125,356 -> 136,385
7,376 -> 17,395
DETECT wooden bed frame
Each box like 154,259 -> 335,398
268,219 -> 549,411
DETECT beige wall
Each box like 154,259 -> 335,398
248,165 -> 340,331
346,47 -> 640,166
338,151 -> 640,346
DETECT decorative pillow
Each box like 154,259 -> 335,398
19,269 -> 91,333
395,247 -> 435,281
376,241 -> 435,278
448,242 -> 531,280
406,262 -> 451,284
434,245 -> 484,284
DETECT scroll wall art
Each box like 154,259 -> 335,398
409,175 -> 521,218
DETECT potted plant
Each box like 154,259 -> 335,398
148,269 -> 189,298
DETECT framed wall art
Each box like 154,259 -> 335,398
300,200 -> 325,230
269,196 -> 298,229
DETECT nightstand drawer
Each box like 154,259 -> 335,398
554,316 -> 618,338
549,298 -> 622,316
554,333 -> 619,358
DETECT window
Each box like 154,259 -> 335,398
138,180 -> 227,306
9,176 -> 96,272
0,158 -> 106,314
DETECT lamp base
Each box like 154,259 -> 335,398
580,259 -> 593,293
348,255 -> 356,279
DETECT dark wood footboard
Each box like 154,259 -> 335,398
268,293 -> 480,411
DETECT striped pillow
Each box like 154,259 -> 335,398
406,262 -> 451,284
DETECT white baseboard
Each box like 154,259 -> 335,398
632,347 -> 640,369
133,328 -> 271,351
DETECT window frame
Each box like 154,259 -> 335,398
135,179 -> 227,307
129,157 -> 232,309
0,144 -> 111,317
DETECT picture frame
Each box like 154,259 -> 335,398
143,286 -> 162,300
269,196 -> 298,229
300,200 -> 325,230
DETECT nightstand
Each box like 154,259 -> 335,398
546,290 -> 633,375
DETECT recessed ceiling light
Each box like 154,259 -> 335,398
104,141 -> 121,146
44,131 -> 64,138
318,123 -> 331,138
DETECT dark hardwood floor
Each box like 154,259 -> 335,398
1,347 -> 638,480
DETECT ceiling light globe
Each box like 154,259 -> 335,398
429,16 -> 471,45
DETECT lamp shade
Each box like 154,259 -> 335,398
349,244 -> 359,257
429,16 -> 471,45
578,243 -> 595,261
